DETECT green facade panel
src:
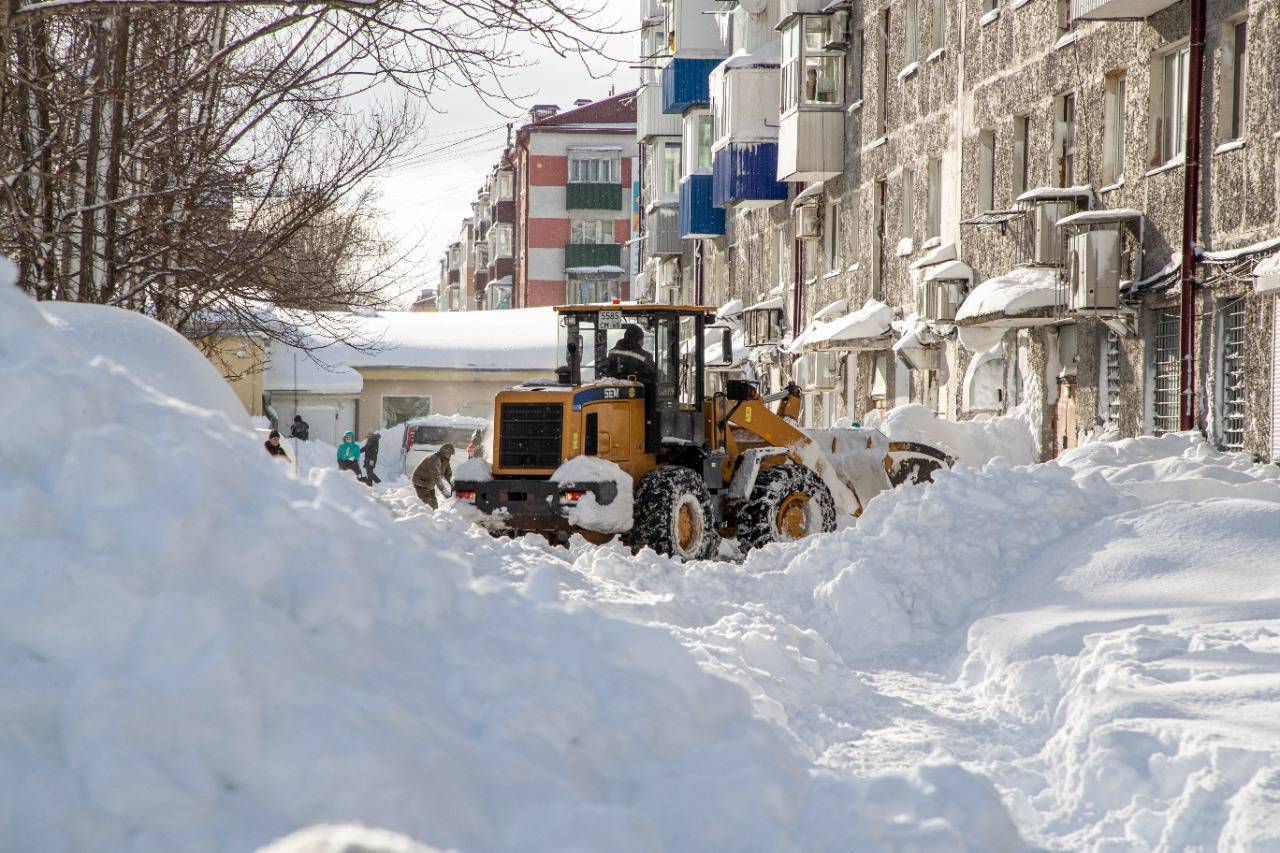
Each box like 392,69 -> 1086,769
566,183 -> 623,211
564,243 -> 622,268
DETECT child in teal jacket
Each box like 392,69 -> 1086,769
337,431 -> 362,476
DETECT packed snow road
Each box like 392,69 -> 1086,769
5,271 -> 1280,852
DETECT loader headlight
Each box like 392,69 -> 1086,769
455,489 -> 476,502
560,489 -> 586,503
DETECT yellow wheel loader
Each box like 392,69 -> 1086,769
453,304 -> 951,558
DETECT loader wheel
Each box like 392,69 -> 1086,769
633,466 -> 720,560
737,464 -> 836,551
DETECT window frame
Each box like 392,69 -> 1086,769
825,201 -> 842,273
781,13 -> 847,114
1103,70 -> 1127,184
568,150 -> 621,185
926,157 -> 941,240
1151,43 -> 1191,166
570,219 -> 613,245
1219,19 -> 1248,143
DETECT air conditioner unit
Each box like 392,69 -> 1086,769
1032,201 -> 1076,265
922,280 -> 965,323
796,204 -> 821,240
811,351 -> 840,391
795,352 -> 814,391
1070,230 -> 1121,310
824,11 -> 850,49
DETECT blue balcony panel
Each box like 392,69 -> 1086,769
678,174 -> 725,238
661,58 -> 722,115
712,143 -> 789,208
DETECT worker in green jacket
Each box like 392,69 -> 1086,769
337,430 -> 362,476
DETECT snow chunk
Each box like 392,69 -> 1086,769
553,455 -> 634,533
955,266 -> 1059,324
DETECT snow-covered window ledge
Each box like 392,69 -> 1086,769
898,62 -> 920,82
823,270 -> 842,279
1054,30 -> 1081,50
868,135 -> 889,150
920,236 -> 941,251
847,99 -> 864,114
846,262 -> 861,272
1145,154 -> 1185,178
926,48 -> 946,63
1215,138 -> 1246,156
1011,0 -> 1033,8
979,8 -> 1001,27
1100,179 -> 1125,194
897,238 -> 914,257
804,276 -> 819,286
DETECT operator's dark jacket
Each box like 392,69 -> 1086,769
412,446 -> 453,507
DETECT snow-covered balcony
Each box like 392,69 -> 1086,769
790,300 -> 894,353
954,266 -> 1063,352
710,42 -> 789,209
659,0 -> 729,115
776,12 -> 846,182
1069,0 -> 1178,21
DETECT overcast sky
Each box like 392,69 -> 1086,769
377,9 -> 642,307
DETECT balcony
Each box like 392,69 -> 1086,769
678,174 -> 725,238
645,203 -> 682,257
564,243 -> 622,268
713,143 -> 789,208
1069,0 -> 1178,19
777,110 -> 844,182
662,58 -> 722,114
639,82 -> 682,141
566,183 -> 624,211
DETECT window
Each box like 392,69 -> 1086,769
777,228 -> 788,288
782,15 -> 846,112
926,157 -> 941,240
662,142 -> 682,195
1100,329 -> 1121,430
930,0 -> 946,54
906,0 -> 919,65
825,202 -> 841,272
983,0 -> 998,12
566,277 -> 621,305
1012,115 -> 1030,198
571,219 -> 612,244
1055,92 -> 1076,187
1220,20 -> 1247,142
568,151 -> 620,184
496,170 -> 514,200
682,111 -> 714,175
697,113 -> 714,171
901,168 -> 915,241
874,179 -> 888,298
1056,1 -> 1074,37
488,286 -> 512,310
1153,44 -> 1190,165
849,190 -> 861,261
852,28 -> 865,103
492,224 -> 512,258
1219,297 -> 1247,450
1102,72 -> 1127,184
381,395 -> 431,428
877,8 -> 890,136
978,129 -> 995,213
1151,309 -> 1180,434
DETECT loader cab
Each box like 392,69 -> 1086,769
555,305 -> 716,453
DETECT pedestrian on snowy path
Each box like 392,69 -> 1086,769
290,415 -> 310,441
360,429 -> 382,486
337,430 -> 362,476
412,443 -> 454,509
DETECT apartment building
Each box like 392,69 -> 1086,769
632,0 -> 1280,461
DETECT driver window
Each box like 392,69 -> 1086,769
655,318 -> 678,398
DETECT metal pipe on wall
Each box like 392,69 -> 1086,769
1179,0 -> 1207,431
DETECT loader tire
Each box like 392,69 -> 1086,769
632,466 -> 720,560
737,464 -> 836,551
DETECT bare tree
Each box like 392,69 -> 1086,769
0,0 -> 624,348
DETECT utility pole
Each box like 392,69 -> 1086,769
1179,0 -> 1207,431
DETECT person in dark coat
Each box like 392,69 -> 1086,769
412,443 -> 454,509
360,429 -> 382,485
264,429 -> 288,458
289,415 -> 310,441
605,324 -> 655,382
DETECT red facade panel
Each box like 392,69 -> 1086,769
528,155 -> 568,187
528,218 -> 570,249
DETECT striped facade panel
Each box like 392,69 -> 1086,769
678,174 -> 725,238
712,142 -> 789,208
661,58 -> 721,115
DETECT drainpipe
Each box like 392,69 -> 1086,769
792,184 -> 805,359
1179,0 -> 1206,432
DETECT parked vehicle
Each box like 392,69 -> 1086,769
402,414 -> 491,476
454,303 -> 952,558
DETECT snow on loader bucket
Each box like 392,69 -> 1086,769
453,304 -> 954,558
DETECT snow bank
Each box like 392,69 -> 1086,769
553,455 -> 634,534
866,403 -> 1040,468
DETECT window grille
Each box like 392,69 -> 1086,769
1102,329 -> 1121,430
1220,298 -> 1247,450
1152,310 -> 1180,434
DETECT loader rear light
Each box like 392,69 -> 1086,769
454,489 -> 476,502
560,489 -> 587,503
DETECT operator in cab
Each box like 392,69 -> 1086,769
605,323 -> 656,383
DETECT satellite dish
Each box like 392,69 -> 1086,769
739,0 -> 767,14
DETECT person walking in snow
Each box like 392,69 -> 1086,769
264,429 -> 288,459
360,429 -> 382,486
290,415 -> 310,441
337,430 -> 362,476
412,442 -> 454,509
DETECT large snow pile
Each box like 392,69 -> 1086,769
6,271 -> 1280,853
1,277 -> 1020,851
866,402 -> 1040,468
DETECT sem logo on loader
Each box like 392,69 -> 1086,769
573,386 -> 642,411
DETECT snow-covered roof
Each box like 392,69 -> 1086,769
567,145 -> 624,152
909,242 -> 957,270
39,301 -> 251,428
490,275 -> 513,286
716,298 -> 745,319
924,260 -> 973,283
794,300 -> 893,351
744,296 -> 785,312
722,40 -> 782,70
813,299 -> 848,321
1204,234 -> 1280,263
955,266 -> 1060,325
1016,185 -> 1095,204
792,181 -> 824,208
565,265 -> 625,274
1056,208 -> 1143,228
263,307 -> 559,393
1254,247 -> 1280,293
